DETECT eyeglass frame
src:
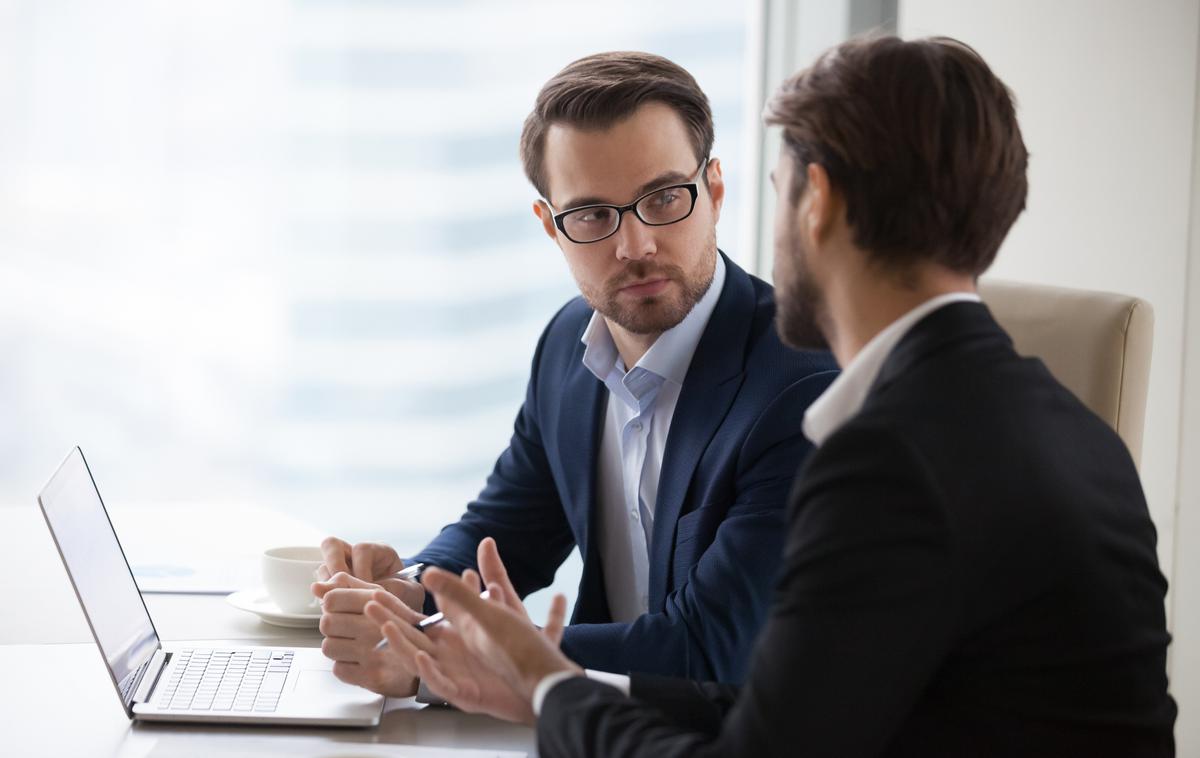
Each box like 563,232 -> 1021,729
545,158 -> 710,244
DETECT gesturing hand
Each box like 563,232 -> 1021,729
365,569 -> 548,725
419,566 -> 580,704
362,537 -> 580,723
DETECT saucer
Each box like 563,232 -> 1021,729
227,589 -> 321,628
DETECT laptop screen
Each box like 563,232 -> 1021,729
38,447 -> 160,714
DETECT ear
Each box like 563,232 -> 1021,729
705,157 -> 726,223
804,162 -> 836,246
533,200 -> 558,241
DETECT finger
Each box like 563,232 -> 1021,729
320,587 -> 375,613
314,565 -> 332,581
423,567 -> 507,628
321,536 -> 352,575
331,660 -> 363,686
485,580 -> 511,608
321,636 -> 373,664
462,568 -> 483,593
477,537 -> 522,611
366,589 -> 426,624
351,543 -> 377,583
319,608 -> 379,640
379,577 -> 425,610
543,593 -> 568,646
364,597 -> 432,638
382,616 -> 436,657
413,650 -> 461,698
486,581 -> 531,626
314,572 -> 375,599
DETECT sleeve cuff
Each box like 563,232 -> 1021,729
531,669 -> 632,716
584,669 -> 631,695
532,671 -> 581,716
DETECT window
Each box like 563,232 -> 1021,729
0,0 -> 751,609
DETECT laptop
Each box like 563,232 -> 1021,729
37,446 -> 385,727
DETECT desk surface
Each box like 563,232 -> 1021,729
0,506 -> 536,757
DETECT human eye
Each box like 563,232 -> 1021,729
574,206 -> 614,225
649,187 -> 682,208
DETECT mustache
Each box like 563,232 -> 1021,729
607,262 -> 683,291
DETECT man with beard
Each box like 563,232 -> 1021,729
366,36 -> 1177,756
309,51 -> 838,710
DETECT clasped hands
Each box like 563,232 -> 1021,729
310,536 -> 581,725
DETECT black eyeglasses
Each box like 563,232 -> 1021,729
548,159 -> 708,244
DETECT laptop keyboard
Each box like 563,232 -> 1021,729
156,649 -> 295,712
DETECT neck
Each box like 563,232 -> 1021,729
822,260 -> 977,367
607,320 -> 660,369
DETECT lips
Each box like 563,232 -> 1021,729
618,278 -> 670,297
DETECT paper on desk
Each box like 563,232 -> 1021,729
107,502 -> 327,594
144,736 -> 526,758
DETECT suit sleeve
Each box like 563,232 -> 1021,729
412,319 -> 577,608
559,370 -> 837,682
538,424 -> 958,758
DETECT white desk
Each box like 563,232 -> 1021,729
0,506 -> 536,757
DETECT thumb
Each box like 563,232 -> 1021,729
316,571 -> 375,592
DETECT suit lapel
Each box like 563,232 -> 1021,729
556,336 -> 609,621
647,257 -> 754,608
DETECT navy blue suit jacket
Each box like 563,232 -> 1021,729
413,254 -> 837,683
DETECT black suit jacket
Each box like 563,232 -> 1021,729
538,302 -> 1176,757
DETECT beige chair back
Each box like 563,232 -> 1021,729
978,278 -> 1154,468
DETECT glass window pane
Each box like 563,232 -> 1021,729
0,0 -> 749,612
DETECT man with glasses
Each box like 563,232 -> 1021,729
310,52 -> 837,711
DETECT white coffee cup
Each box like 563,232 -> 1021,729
262,546 -> 324,614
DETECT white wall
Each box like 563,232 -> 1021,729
899,0 -> 1200,750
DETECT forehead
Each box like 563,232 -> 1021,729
542,101 -> 698,206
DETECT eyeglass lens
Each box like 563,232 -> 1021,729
560,185 -> 696,243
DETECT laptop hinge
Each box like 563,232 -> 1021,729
132,649 -> 170,705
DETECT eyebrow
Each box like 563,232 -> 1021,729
560,169 -> 693,212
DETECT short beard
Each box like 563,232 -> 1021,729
776,238 -> 830,351
584,237 -> 717,336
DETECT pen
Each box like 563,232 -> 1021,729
375,590 -> 490,651
394,562 -> 425,580
314,561 -> 425,583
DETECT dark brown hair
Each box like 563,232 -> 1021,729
520,51 -> 713,202
764,35 -> 1028,277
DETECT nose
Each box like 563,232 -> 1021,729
612,210 -> 657,262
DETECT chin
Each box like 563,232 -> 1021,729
611,297 -> 690,335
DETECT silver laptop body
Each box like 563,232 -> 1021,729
37,446 -> 384,727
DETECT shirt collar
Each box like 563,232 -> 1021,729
581,253 -> 726,386
802,291 -> 982,447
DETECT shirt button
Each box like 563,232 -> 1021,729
630,420 -> 643,431
630,510 -> 639,520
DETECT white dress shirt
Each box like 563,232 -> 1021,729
532,290 -> 982,714
581,254 -> 726,623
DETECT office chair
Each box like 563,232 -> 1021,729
978,278 -> 1154,469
